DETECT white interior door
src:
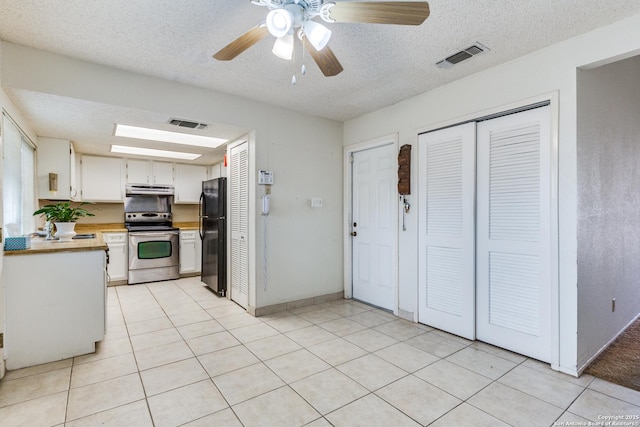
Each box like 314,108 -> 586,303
476,106 -> 552,362
418,123 -> 476,340
351,143 -> 397,311
229,142 -> 249,309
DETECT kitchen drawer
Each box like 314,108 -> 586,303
180,230 -> 197,241
103,232 -> 127,243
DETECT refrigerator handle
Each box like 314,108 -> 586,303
198,192 -> 205,240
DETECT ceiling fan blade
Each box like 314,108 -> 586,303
302,37 -> 343,77
213,24 -> 270,61
327,1 -> 430,25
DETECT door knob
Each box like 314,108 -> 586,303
350,231 -> 357,237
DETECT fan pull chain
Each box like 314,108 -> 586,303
301,34 -> 307,76
291,30 -> 298,86
293,33 -> 307,84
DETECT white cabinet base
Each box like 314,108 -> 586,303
179,230 -> 202,276
104,232 -> 128,285
4,250 -> 106,370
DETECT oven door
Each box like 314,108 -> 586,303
128,231 -> 180,271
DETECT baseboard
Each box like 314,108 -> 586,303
179,272 -> 200,278
577,311 -> 640,375
107,279 -> 128,287
252,291 -> 345,317
397,309 -> 414,322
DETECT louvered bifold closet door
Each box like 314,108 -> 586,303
418,122 -> 476,340
476,106 -> 551,362
230,142 -> 249,309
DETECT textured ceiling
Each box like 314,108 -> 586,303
1,0 -> 640,160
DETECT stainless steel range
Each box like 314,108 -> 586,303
125,184 -> 180,285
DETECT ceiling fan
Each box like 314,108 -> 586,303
213,0 -> 430,78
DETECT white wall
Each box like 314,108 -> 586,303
1,42 -> 344,310
256,113 -> 343,306
344,13 -> 640,375
576,56 -> 640,370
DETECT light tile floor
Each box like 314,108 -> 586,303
1,276 -> 639,426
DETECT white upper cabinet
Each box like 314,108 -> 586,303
174,164 -> 207,203
151,161 -> 174,185
37,137 -> 78,200
126,160 -> 174,186
126,159 -> 151,184
208,161 -> 227,179
81,155 -> 125,202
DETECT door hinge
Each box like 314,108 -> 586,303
349,153 -> 354,163
0,333 -> 3,349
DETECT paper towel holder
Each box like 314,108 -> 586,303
49,173 -> 58,192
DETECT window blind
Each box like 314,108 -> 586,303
2,113 -> 36,235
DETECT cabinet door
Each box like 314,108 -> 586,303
74,154 -> 83,201
175,164 -> 207,203
179,231 -> 198,274
70,143 -> 79,201
208,162 -> 226,179
104,233 -> 128,282
126,159 -> 151,184
37,137 -> 72,200
81,156 -> 124,202
152,162 -> 174,185
195,231 -> 202,273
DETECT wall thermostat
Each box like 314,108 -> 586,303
258,170 -> 274,185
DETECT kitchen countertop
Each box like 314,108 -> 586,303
76,223 -> 127,233
5,222 -> 202,256
4,233 -> 108,256
174,222 -> 199,230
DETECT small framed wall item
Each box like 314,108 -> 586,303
398,144 -> 411,195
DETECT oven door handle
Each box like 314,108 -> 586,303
129,231 -> 180,237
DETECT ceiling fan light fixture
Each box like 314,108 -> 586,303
272,33 -> 294,60
266,9 -> 293,38
303,20 -> 331,51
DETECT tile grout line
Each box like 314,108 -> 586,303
7,278 -> 638,426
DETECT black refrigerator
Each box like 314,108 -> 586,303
199,178 -> 227,296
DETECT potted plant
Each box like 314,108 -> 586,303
33,202 -> 95,241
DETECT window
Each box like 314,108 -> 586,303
2,112 -> 36,235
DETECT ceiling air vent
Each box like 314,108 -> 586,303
168,118 -> 208,130
436,43 -> 489,69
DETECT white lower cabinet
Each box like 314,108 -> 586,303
180,230 -> 201,275
4,250 -> 106,369
104,232 -> 128,284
